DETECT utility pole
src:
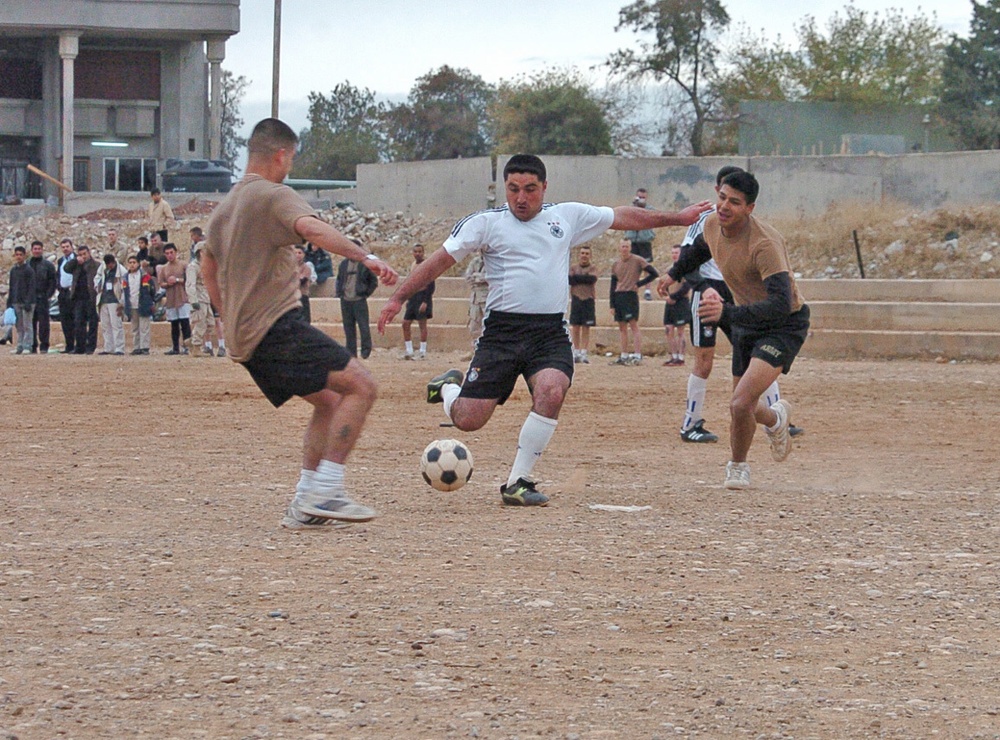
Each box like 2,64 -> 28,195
271,0 -> 281,118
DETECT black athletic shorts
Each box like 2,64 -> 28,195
242,308 -> 352,407
663,297 -> 691,326
730,304 -> 811,377
569,296 -> 596,326
689,279 -> 733,348
630,241 -> 653,262
611,291 -> 639,323
459,311 -> 573,404
403,296 -> 432,321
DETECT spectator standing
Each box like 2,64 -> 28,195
662,244 -> 692,366
65,244 -> 99,354
624,188 -> 656,301
568,245 -> 599,364
122,255 -> 155,355
56,238 -> 76,353
335,244 -> 379,359
28,240 -> 57,354
6,246 -> 36,354
187,238 -> 217,355
156,244 -> 191,355
95,253 -> 127,355
401,243 -> 434,360
610,238 -> 658,365
294,244 -> 318,324
464,250 -> 488,342
147,189 -> 175,242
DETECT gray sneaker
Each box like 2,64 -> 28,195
281,505 -> 337,530
766,399 -> 792,462
295,493 -> 377,522
724,461 -> 751,490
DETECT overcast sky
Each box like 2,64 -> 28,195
225,0 -> 974,139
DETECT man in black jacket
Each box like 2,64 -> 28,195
65,244 -> 100,354
28,240 -> 58,354
6,246 -> 36,354
335,245 -> 379,359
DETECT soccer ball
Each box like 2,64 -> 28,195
420,439 -> 474,492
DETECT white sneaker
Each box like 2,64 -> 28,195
724,461 -> 751,490
766,399 -> 792,462
280,504 -> 338,530
295,492 -> 377,522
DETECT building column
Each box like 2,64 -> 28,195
59,33 -> 80,196
207,39 -> 226,161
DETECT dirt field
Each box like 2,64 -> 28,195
1,348 -> 999,739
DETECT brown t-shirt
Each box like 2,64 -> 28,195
569,263 -> 599,301
611,254 -> 649,293
156,259 -> 188,309
204,175 -> 318,362
701,213 -> 804,312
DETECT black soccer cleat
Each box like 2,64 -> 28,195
500,477 -> 549,507
427,369 -> 464,403
680,420 -> 719,443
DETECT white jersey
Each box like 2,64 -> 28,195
444,203 -> 615,314
681,206 -> 724,282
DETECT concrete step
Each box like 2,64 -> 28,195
314,276 -> 1000,302
808,301 -> 997,332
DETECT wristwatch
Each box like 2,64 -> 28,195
365,253 -> 378,262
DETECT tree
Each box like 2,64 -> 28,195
385,66 -> 495,160
607,0 -> 730,156
219,69 -> 248,172
792,5 -> 944,104
295,82 -> 386,180
490,68 -> 614,155
940,0 -> 1000,149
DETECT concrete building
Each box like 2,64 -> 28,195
0,0 -> 239,202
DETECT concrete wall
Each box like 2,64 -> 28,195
355,151 -> 1000,220
356,158 -> 493,218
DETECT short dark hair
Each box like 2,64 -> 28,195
103,253 -> 116,264
77,244 -> 90,253
720,171 -> 760,205
138,236 -> 149,246
13,245 -> 25,254
503,154 -> 546,183
163,243 -> 177,253
31,240 -> 43,248
248,118 -> 298,155
715,165 -> 744,186
189,226 -> 204,237
150,188 -> 161,196
60,238 -> 73,247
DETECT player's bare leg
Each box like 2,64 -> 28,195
290,358 -> 378,522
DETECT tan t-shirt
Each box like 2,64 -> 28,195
611,254 -> 649,293
156,259 -> 188,309
701,213 -> 804,312
204,175 -> 318,362
569,263 -> 599,301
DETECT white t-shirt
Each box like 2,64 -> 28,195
444,203 -> 615,314
682,206 -> 724,282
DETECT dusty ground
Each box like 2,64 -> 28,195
1,348 -> 999,739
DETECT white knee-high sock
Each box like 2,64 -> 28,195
764,381 -> 781,408
507,412 -> 558,486
441,383 -> 461,420
683,374 -> 708,432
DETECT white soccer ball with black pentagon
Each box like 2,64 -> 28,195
420,439 -> 474,492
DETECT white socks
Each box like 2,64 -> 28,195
405,341 -> 414,355
300,460 -> 345,502
683,374 -> 708,432
507,412 -> 558,487
764,381 -> 781,408
419,342 -> 427,355
441,382 -> 462,419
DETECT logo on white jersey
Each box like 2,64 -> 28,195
548,221 -> 564,238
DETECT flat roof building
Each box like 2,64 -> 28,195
0,0 -> 239,201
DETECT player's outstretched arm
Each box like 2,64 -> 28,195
294,215 -> 398,286
377,248 -> 456,334
610,201 -> 713,231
